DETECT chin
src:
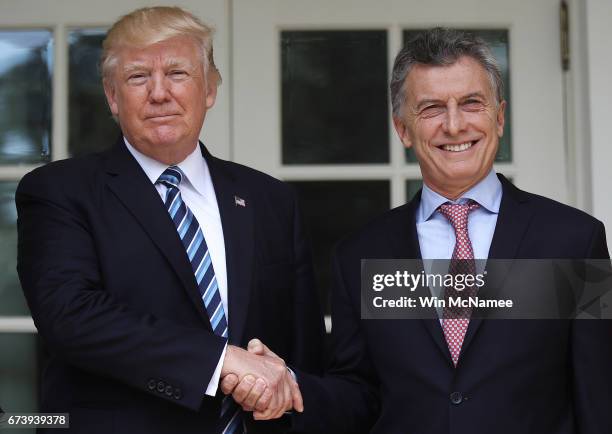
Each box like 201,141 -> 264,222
147,131 -> 189,151
443,163 -> 478,178
150,129 -> 181,143
440,166 -> 486,187
151,138 -> 179,148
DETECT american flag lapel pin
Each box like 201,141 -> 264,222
234,195 -> 246,207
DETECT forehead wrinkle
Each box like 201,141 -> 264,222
408,60 -> 493,99
414,90 -> 488,110
116,57 -> 200,80
462,91 -> 486,100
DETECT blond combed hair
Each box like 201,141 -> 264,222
101,6 -> 220,83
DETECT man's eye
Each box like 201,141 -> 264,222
421,105 -> 444,117
127,74 -> 147,83
170,70 -> 187,78
462,99 -> 484,109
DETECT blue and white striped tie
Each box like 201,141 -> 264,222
157,167 -> 245,434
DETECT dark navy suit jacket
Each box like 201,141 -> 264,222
293,175 -> 612,434
16,139 -> 325,434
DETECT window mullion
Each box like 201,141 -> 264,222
52,23 -> 69,161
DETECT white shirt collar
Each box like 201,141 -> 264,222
123,137 -> 210,195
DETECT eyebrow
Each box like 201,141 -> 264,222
415,92 -> 487,110
121,63 -> 148,75
461,92 -> 487,101
120,58 -> 195,74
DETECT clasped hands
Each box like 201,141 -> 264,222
220,339 -> 303,420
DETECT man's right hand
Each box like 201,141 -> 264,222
220,339 -> 303,419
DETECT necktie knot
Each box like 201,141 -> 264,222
437,200 -> 480,231
157,166 -> 183,189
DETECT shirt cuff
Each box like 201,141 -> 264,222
286,366 -> 297,382
205,342 -> 228,397
284,366 -> 298,415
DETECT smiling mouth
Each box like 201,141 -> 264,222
438,140 -> 478,152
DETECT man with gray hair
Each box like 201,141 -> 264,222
16,6 -> 324,434
224,28 -> 612,433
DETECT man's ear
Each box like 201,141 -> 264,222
103,78 -> 119,117
496,100 -> 506,138
393,116 -> 413,149
205,71 -> 219,110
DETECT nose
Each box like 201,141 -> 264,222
148,72 -> 171,103
443,101 -> 466,136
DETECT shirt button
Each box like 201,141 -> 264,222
450,391 -> 463,405
147,379 -> 156,391
165,385 -> 174,396
157,381 -> 166,393
173,388 -> 182,400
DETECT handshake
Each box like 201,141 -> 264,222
220,339 -> 303,420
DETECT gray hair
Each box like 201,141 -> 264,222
390,27 -> 503,117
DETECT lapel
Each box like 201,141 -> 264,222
103,139 -> 213,327
388,192 -> 454,366
201,144 -> 255,347
458,174 -> 534,363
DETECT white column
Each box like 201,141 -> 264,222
586,0 -> 612,251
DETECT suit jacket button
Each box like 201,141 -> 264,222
157,381 -> 166,393
450,392 -> 463,405
173,388 -> 182,400
165,385 -> 174,396
147,379 -> 156,391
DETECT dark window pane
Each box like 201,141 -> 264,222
0,333 -> 38,423
0,31 -> 52,164
290,181 -> 390,313
406,179 -> 423,202
68,29 -> 120,157
0,182 -> 29,316
403,29 -> 512,163
282,31 -> 389,164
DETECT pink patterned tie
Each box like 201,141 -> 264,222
437,201 -> 480,366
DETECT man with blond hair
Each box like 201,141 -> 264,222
16,6 -> 324,434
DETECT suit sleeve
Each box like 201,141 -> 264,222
245,190 -> 327,434
288,192 -> 326,373
16,170 -> 226,411
291,246 -> 379,434
572,220 -> 612,433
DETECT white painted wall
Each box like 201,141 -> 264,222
585,0 -> 612,251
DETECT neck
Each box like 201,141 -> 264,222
155,146 -> 195,166
424,172 -> 490,201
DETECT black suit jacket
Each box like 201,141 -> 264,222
293,174 -> 612,434
15,140 -> 325,434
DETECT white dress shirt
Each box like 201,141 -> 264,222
125,138 -> 227,397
